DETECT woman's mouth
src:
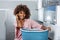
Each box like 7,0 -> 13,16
19,16 -> 24,20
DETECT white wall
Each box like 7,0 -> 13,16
38,0 -> 44,22
0,10 -> 7,40
56,6 -> 60,26
0,1 -> 38,20
54,5 -> 60,40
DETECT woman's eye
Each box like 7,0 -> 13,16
19,13 -> 23,14
20,13 -> 22,14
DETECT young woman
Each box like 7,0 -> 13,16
14,4 -> 51,40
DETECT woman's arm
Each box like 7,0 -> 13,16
41,25 -> 51,31
41,25 -> 47,30
31,20 -> 51,31
16,14 -> 23,29
15,14 -> 24,38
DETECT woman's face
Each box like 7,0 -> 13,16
18,11 -> 26,20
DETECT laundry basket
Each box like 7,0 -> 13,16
21,29 -> 48,40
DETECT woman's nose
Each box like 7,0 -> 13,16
19,14 -> 24,16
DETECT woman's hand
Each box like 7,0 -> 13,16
41,25 -> 51,31
47,27 -> 51,31
16,14 -> 23,29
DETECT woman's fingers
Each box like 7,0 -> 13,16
41,25 -> 47,30
16,14 -> 18,19
16,14 -> 20,21
41,25 -> 51,31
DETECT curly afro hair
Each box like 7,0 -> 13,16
14,4 -> 31,19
